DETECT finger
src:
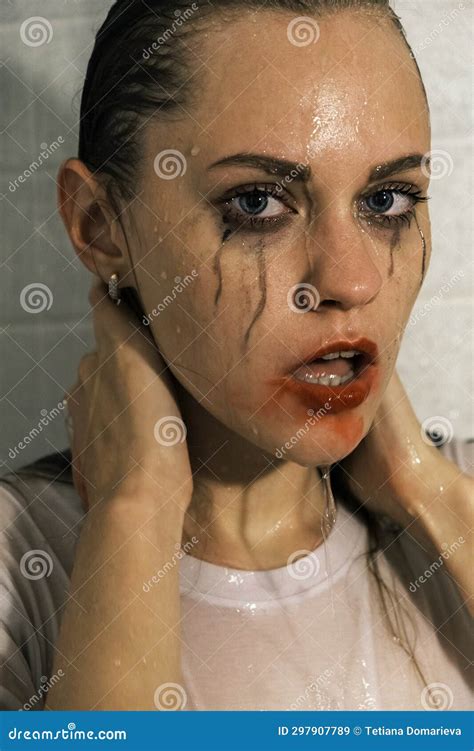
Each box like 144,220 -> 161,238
88,279 -> 139,344
88,279 -> 157,360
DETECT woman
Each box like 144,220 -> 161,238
0,0 -> 472,711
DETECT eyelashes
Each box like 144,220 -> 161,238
218,181 -> 429,234
358,182 -> 429,229
219,183 -> 296,234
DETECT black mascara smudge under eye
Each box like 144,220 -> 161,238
243,240 -> 267,352
414,214 -> 427,286
389,224 -> 401,277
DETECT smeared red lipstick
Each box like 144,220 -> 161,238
268,337 -> 379,415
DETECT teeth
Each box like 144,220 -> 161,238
321,350 -> 358,360
320,352 -> 339,360
298,370 -> 355,386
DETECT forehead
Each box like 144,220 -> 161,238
181,9 -> 429,178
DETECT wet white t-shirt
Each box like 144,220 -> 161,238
0,440 -> 472,711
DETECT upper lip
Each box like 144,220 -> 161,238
291,337 -> 379,372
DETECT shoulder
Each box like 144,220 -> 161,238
0,449 -> 85,576
0,449 -> 84,709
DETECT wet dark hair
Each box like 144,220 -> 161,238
78,0 -> 424,206
10,0 -> 436,705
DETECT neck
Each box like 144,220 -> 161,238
175,381 -> 329,570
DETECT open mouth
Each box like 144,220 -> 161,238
292,349 -> 372,388
266,337 -> 380,415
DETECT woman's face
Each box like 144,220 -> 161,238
126,9 -> 431,465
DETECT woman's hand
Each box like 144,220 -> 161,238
340,369 -> 474,613
64,280 -> 193,513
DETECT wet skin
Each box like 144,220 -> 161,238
62,8 -> 432,567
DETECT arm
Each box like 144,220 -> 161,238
46,282 -> 194,709
46,491 -> 187,710
341,370 -> 474,615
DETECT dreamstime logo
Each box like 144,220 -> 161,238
421,682 -> 454,710
421,150 -> 454,180
21,670 -> 64,710
287,283 -> 320,313
287,16 -> 320,46
409,269 -> 464,326
408,536 -> 465,593
290,667 -> 335,709
20,283 -> 53,313
275,405 -> 331,459
287,549 -> 320,580
154,682 -> 187,710
415,2 -> 465,52
8,400 -> 66,460
153,149 -> 187,179
20,17 -> 53,47
421,415 -> 453,447
142,270 -> 199,326
20,550 -> 53,580
142,3 -> 199,59
143,537 -> 199,592
8,137 -> 65,193
153,416 -> 187,446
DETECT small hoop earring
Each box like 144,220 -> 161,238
108,272 -> 121,305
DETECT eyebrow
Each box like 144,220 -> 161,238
208,153 -> 311,182
208,152 -> 428,184
368,154 -> 428,181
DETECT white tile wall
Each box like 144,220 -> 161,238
1,1 -> 472,472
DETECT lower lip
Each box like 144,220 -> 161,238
268,362 -> 379,415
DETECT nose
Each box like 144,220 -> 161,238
304,214 -> 383,311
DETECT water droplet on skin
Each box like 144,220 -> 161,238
190,145 -> 200,156
113,658 -> 121,667
176,325 -> 181,334
161,271 -> 167,279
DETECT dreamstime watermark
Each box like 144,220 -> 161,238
143,537 -> 199,593
142,3 -> 199,59
142,270 -> 198,325
154,681 -> 187,710
287,16 -> 320,46
289,668 -> 334,709
415,3 -> 465,52
421,415 -> 454,447
408,536 -> 465,593
8,137 -> 65,192
421,149 -> 454,180
275,404 -> 331,459
21,670 -> 65,710
409,269 -> 464,326
153,148 -> 187,179
20,282 -> 53,313
20,549 -> 53,580
153,416 -> 187,446
287,282 -> 320,313
287,549 -> 321,581
20,16 -> 53,46
421,682 -> 454,711
8,400 -> 66,459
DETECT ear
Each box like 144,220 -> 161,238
56,158 -> 136,290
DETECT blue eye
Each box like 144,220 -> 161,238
360,184 -> 428,227
236,190 -> 271,216
220,183 -> 295,232
365,190 -> 395,213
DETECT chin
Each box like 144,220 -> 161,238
271,408 -> 373,466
